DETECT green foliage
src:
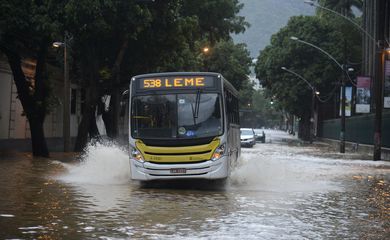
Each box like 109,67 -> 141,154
0,0 -> 66,116
255,14 -> 361,119
181,0 -> 249,43
238,78 -> 254,107
1,0 -> 251,116
318,0 -> 363,17
127,1 -> 200,73
124,0 -> 249,76
204,40 -> 252,90
64,0 -> 152,80
252,89 -> 283,128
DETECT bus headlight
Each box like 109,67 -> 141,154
130,147 -> 144,162
211,143 -> 225,161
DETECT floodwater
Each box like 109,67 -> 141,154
0,130 -> 389,239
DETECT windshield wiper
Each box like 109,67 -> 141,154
190,89 -> 202,125
195,88 -> 201,118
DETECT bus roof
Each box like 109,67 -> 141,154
131,72 -> 221,79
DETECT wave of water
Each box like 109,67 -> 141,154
230,147 -> 342,193
57,139 -> 354,193
58,141 -> 130,185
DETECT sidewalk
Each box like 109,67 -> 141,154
263,130 -> 389,161
317,137 -> 390,161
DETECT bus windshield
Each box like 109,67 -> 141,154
131,93 -> 223,139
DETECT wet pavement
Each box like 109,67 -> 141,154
0,130 -> 389,239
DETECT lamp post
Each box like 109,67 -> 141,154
281,67 -> 319,143
303,0 -> 384,160
53,36 -> 70,152
290,36 -> 350,152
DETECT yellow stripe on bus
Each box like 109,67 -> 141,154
135,138 -> 220,163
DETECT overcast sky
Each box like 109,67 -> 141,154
232,0 -> 315,58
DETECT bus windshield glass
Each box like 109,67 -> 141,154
131,93 -> 222,139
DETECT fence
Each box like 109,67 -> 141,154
318,111 -> 390,147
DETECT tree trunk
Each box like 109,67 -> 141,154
74,114 -> 89,152
1,43 -> 50,157
104,34 -> 130,139
29,116 -> 49,157
298,114 -> 311,141
74,46 -> 101,151
74,82 -> 101,151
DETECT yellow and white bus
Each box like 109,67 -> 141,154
128,72 -> 240,181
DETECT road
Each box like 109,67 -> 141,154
0,130 -> 389,239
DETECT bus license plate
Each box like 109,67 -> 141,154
170,168 -> 186,174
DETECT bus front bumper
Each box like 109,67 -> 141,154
130,156 -> 229,181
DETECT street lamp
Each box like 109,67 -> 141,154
290,36 -> 351,153
53,37 -> 70,152
290,36 -> 345,70
281,66 -> 317,143
304,1 -> 376,44
303,0 -> 385,161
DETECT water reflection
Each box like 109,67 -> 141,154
0,142 -> 389,239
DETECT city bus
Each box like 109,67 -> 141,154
128,72 -> 240,181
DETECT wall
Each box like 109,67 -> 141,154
318,111 -> 390,147
0,61 -> 12,139
0,57 -> 82,152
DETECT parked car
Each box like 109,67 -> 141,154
240,128 -> 256,147
254,129 -> 266,143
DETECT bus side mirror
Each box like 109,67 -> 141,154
120,90 -> 129,117
121,90 -> 129,98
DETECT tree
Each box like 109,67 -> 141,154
203,40 -> 252,90
255,16 -> 348,140
181,0 -> 249,43
0,0 -> 66,157
63,0 -> 152,151
100,0 -> 249,140
256,12 -> 362,139
251,89 -> 284,129
318,0 -> 363,17
63,0 -> 250,150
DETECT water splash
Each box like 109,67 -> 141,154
59,141 -> 130,185
230,147 -> 342,193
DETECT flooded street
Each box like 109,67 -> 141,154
0,131 -> 389,239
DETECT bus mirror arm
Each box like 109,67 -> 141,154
121,89 -> 129,97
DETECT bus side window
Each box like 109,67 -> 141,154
233,96 -> 239,125
225,90 -> 235,127
224,90 -> 229,128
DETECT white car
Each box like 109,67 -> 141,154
240,128 -> 256,147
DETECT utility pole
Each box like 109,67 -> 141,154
340,39 -> 348,154
310,89 -> 316,144
340,68 -> 346,153
373,1 -> 385,160
63,34 -> 71,152
373,48 -> 384,160
53,33 -> 71,152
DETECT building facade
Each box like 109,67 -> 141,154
0,54 -> 83,151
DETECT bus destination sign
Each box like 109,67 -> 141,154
138,76 -> 215,90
